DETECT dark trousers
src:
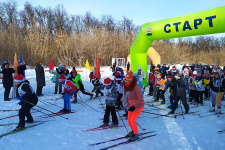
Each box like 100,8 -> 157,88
36,86 -> 43,96
195,91 -> 204,104
117,93 -> 123,108
170,95 -> 175,104
189,90 -> 196,102
103,105 -> 118,124
74,88 -> 93,100
4,86 -> 12,100
55,83 -> 62,94
157,89 -> 165,101
204,87 -> 210,99
171,91 -> 189,111
149,83 -> 153,94
18,102 -> 36,127
96,89 -> 104,97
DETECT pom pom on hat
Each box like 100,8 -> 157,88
14,74 -> 25,82
104,77 -> 112,85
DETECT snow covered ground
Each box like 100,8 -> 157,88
0,66 -> 225,150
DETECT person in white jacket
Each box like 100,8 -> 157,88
135,66 -> 146,82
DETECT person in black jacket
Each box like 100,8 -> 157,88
17,62 -> 26,76
14,74 -> 38,130
35,60 -> 45,96
1,63 -> 15,101
168,73 -> 189,114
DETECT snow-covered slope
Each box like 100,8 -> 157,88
0,67 -> 225,150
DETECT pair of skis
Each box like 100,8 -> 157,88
0,120 -> 53,138
90,131 -> 157,150
83,125 -> 124,132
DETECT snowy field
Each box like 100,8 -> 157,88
0,66 -> 225,150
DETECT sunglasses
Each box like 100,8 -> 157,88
123,78 -> 130,82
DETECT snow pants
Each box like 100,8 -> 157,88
211,91 -> 224,109
128,108 -> 143,134
64,91 -> 76,110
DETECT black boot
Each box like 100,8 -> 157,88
59,89 -> 62,94
54,88 -> 57,94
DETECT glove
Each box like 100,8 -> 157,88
17,96 -> 23,100
128,106 -> 135,112
18,101 -> 23,105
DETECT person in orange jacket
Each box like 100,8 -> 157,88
155,74 -> 167,104
123,71 -> 144,141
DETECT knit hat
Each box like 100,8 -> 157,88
172,66 -> 176,69
175,73 -> 181,79
103,78 -> 112,85
190,74 -> 195,78
37,59 -> 42,64
58,75 -> 66,83
167,75 -> 173,80
14,74 -> 25,82
124,71 -> 134,81
138,65 -> 141,70
193,71 -> 197,75
149,71 -> 154,74
156,74 -> 162,79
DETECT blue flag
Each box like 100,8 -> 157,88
20,54 -> 25,77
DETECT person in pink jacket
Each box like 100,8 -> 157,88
123,71 -> 144,141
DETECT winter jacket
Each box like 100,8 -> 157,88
175,78 -> 186,97
17,80 -> 38,104
17,65 -> 26,76
148,74 -> 155,84
189,77 -> 196,90
165,77 -> 176,96
49,70 -> 60,83
156,79 -> 166,90
63,79 -> 77,95
104,81 -> 118,106
134,70 -> 146,82
1,67 -> 15,87
135,74 -> 144,95
210,78 -> 224,93
127,83 -> 144,109
72,73 -> 83,90
35,62 -> 46,87
92,79 -> 103,91
192,80 -> 205,91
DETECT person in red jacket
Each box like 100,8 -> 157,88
58,75 -> 77,113
147,71 -> 155,96
123,71 -> 144,141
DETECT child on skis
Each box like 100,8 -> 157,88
58,75 -> 77,113
91,76 -> 104,98
14,74 -> 38,130
100,77 -> 118,127
192,76 -> 206,105
154,74 -> 166,104
115,72 -> 124,110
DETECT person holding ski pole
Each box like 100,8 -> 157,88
14,74 -> 38,130
123,71 -> 144,141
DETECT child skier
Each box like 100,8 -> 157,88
91,76 -> 104,98
155,74 -> 167,104
58,75 -> 77,113
115,72 -> 124,110
100,77 -> 118,127
192,76 -> 206,105
14,74 -> 38,130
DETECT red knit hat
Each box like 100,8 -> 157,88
167,75 -> 173,80
14,74 -> 25,82
172,66 -> 176,69
103,77 -> 112,85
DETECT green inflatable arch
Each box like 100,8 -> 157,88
131,6 -> 225,86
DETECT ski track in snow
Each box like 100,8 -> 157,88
0,66 -> 225,150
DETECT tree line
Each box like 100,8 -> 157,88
0,1 -> 224,67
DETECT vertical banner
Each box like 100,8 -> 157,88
96,56 -> 100,79
14,53 -> 18,76
49,58 -> 54,71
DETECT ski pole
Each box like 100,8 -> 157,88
180,100 -> 185,119
97,97 -> 105,111
31,107 -> 55,118
39,99 -> 63,108
136,122 -> 146,130
21,100 -> 68,120
112,101 -> 129,133
39,100 -> 51,106
78,93 -> 99,112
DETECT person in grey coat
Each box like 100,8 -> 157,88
35,59 -> 45,96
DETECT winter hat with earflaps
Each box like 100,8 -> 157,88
14,74 -> 25,82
